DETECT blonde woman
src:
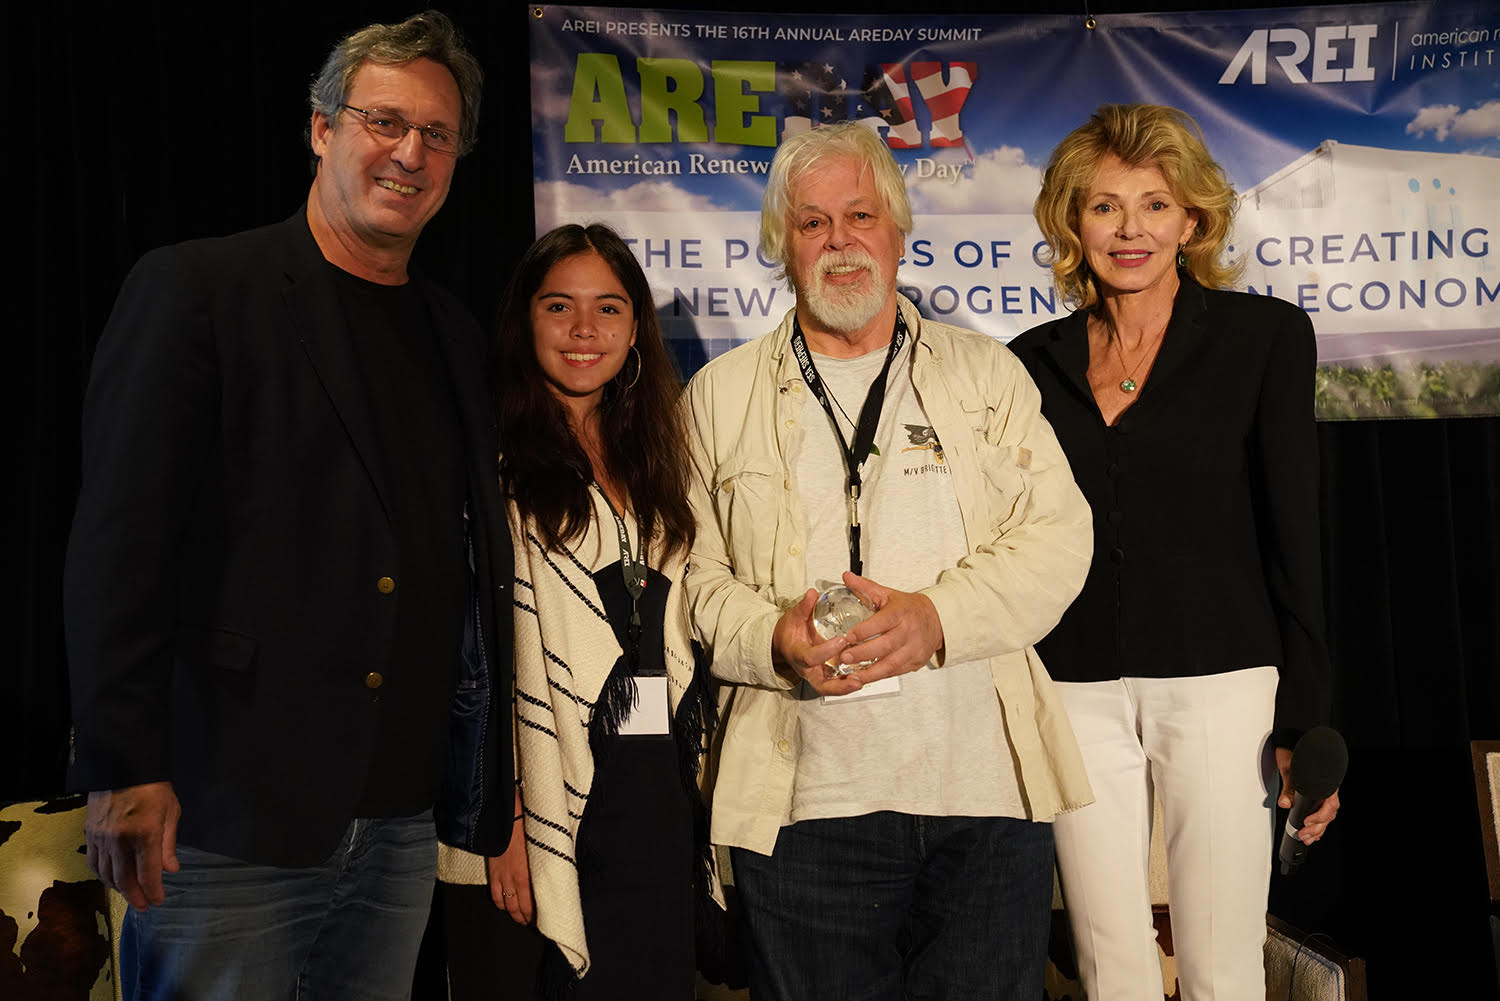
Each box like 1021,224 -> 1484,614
1009,104 -> 1339,1001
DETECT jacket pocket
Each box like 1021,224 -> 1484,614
436,677 -> 489,848
711,453 -> 783,585
173,625 -> 258,672
438,574 -> 494,851
972,439 -> 1039,536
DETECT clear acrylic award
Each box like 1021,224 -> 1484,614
813,585 -> 878,676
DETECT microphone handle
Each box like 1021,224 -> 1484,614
1278,792 -> 1323,875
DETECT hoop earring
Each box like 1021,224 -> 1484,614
1176,244 -> 1189,269
618,344 -> 641,391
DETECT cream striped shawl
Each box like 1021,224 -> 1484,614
508,498 -> 697,976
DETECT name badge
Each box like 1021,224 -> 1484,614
619,675 -> 670,735
821,674 -> 901,705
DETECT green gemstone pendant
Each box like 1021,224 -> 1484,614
1120,378 -> 1138,392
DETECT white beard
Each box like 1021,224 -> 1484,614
796,250 -> 892,334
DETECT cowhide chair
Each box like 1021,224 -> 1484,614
0,795 -> 124,1001
1474,740 -> 1500,990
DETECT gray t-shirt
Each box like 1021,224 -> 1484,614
789,336 -> 1024,823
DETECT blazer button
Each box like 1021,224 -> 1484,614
1110,547 -> 1126,564
365,672 -> 384,689
377,576 -> 396,594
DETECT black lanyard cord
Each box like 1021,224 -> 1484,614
592,483 -> 646,670
789,311 -> 908,576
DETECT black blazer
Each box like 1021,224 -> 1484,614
1007,279 -> 1329,742
64,211 -> 514,865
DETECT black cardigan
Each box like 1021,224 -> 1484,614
1007,278 -> 1330,745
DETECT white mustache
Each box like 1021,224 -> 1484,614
816,251 -> 878,278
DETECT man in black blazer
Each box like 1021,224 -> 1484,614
63,11 -> 512,998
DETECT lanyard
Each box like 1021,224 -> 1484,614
592,483 -> 647,670
789,311 -> 907,576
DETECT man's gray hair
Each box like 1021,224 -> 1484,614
308,9 -> 483,155
760,122 -> 914,285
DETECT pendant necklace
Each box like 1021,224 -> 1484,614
1111,323 -> 1167,393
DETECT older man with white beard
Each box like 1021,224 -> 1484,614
682,121 -> 1097,1001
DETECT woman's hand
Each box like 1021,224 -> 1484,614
1276,746 -> 1341,845
487,788 -> 534,924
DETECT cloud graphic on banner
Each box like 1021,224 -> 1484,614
1450,101 -> 1500,142
1406,101 -> 1500,143
534,180 -> 729,230
530,62 -> 577,124
907,146 -> 1042,214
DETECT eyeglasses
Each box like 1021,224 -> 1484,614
341,105 -> 462,155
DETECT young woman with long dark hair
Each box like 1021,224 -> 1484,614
438,224 -> 714,1001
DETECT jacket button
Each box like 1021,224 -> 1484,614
365,672 -> 384,689
1110,547 -> 1126,564
788,544 -> 801,556
377,576 -> 396,594
784,418 -> 797,429
776,739 -> 791,753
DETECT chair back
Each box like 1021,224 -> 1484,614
1472,740 -> 1500,991
1472,741 -> 1500,903
0,796 -> 121,1001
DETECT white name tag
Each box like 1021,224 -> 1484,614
619,675 -> 671,735
821,674 -> 901,705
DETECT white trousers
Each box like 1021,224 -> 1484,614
1052,667 -> 1278,1001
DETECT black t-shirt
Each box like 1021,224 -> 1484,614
330,264 -> 468,816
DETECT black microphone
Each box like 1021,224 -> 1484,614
1278,726 -> 1347,876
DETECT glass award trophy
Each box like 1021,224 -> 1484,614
812,585 -> 878,676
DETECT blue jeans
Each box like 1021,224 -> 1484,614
731,813 -> 1054,1001
122,812 -> 437,1001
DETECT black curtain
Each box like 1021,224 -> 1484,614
1272,414 -> 1500,996
17,3 -> 1499,998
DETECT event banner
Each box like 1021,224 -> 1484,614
529,2 -> 1498,418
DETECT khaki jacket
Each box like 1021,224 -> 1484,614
684,295 -> 1097,855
